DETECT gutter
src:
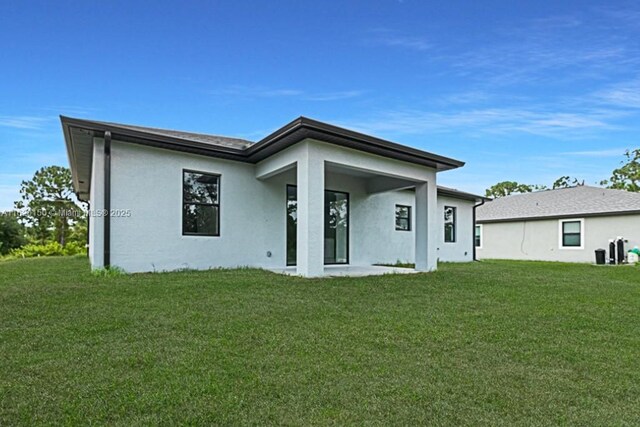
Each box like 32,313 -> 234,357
472,198 -> 486,261
477,209 -> 640,224
104,131 -> 111,269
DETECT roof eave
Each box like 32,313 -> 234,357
437,186 -> 487,202
246,116 -> 465,171
61,116 -> 248,160
60,116 -> 87,200
61,115 -> 466,198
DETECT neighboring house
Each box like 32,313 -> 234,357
61,116 -> 482,277
475,186 -> 640,263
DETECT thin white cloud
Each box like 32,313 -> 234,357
438,91 -> 493,105
210,85 -> 364,102
341,106 -> 623,140
444,10 -> 640,86
559,148 -> 627,157
365,29 -> 431,51
210,85 -> 302,97
377,35 -> 430,51
39,105 -> 99,116
258,88 -> 304,97
0,116 -> 51,130
594,79 -> 640,109
596,5 -> 640,30
529,15 -> 582,29
304,90 -> 364,101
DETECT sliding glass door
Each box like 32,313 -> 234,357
286,186 -> 349,266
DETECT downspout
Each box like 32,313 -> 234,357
104,131 -> 111,269
86,202 -> 90,258
472,198 -> 485,261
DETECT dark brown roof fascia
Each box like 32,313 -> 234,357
246,117 -> 465,171
61,115 -> 465,171
61,116 -> 249,162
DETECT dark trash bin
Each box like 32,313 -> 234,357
595,249 -> 606,265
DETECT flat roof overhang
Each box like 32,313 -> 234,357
245,117 -> 465,171
437,186 -> 487,202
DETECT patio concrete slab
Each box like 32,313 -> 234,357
268,264 -> 419,278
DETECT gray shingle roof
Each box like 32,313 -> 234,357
93,120 -> 254,150
477,185 -> 640,222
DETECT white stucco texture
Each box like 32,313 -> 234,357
88,138 -> 475,274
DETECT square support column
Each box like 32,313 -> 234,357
415,181 -> 438,272
296,149 -> 325,277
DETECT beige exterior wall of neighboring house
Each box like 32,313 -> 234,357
477,214 -> 640,262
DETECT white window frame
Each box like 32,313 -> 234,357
558,218 -> 584,250
475,224 -> 483,249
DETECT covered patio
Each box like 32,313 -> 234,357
256,138 -> 442,277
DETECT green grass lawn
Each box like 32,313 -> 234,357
1,257 -> 639,425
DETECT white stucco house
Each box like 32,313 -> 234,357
61,116 -> 483,277
475,186 -> 640,263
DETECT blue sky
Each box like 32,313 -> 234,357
1,0 -> 639,210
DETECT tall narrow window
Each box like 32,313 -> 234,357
444,206 -> 456,243
395,205 -> 411,231
325,190 -> 349,264
183,170 -> 220,236
286,185 -> 297,266
475,225 -> 482,248
561,220 -> 582,248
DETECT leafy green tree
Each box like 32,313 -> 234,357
67,215 -> 88,245
600,149 -> 640,192
14,166 -> 84,246
0,212 -> 26,255
552,176 -> 584,189
485,181 -> 542,198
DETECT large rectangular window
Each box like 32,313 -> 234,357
475,225 -> 482,248
444,206 -> 456,243
183,170 -> 220,236
561,220 -> 582,248
395,205 -> 411,231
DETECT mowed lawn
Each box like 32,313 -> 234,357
1,258 -> 639,425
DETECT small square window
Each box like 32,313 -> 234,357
561,220 -> 582,248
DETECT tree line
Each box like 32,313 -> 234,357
485,149 -> 639,198
1,149 -> 638,254
1,166 -> 86,256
